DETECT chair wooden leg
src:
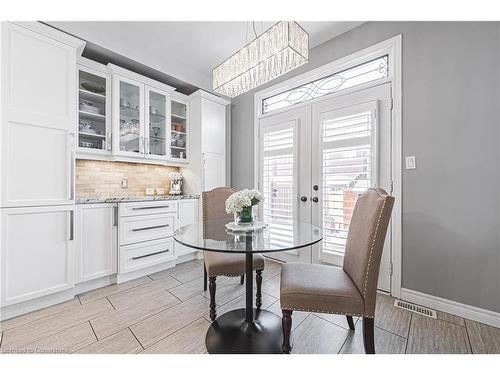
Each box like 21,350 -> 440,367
203,263 -> 208,291
240,274 -> 244,284
208,276 -> 217,321
362,317 -> 375,354
346,315 -> 355,330
255,270 -> 263,310
282,309 -> 293,353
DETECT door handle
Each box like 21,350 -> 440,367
132,249 -> 170,260
300,196 -> 308,202
69,210 -> 74,241
132,224 -> 169,232
107,132 -> 112,151
312,197 -> 319,203
132,205 -> 170,210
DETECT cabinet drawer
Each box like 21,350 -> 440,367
120,214 -> 174,245
120,238 -> 175,274
119,201 -> 177,217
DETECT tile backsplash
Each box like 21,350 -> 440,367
76,159 -> 179,199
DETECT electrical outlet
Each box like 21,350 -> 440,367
156,187 -> 165,195
145,188 -> 155,196
405,156 -> 416,170
121,178 -> 128,188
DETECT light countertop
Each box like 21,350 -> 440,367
76,195 -> 199,204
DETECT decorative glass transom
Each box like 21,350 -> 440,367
262,55 -> 388,114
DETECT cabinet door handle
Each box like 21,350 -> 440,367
132,249 -> 170,260
69,210 -> 74,241
132,224 -> 169,232
140,136 -> 144,154
107,132 -> 112,151
132,205 -> 170,210
113,205 -> 118,226
145,137 -> 149,154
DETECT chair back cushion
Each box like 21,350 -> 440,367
202,187 -> 236,223
342,188 -> 394,315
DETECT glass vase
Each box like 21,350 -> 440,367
234,206 -> 255,226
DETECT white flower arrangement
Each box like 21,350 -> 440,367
225,189 -> 265,215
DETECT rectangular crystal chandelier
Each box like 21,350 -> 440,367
213,21 -> 309,98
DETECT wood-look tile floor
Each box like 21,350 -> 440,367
1,259 -> 499,354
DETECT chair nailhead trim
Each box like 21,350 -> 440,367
210,269 -> 264,277
362,196 -> 387,300
281,306 -> 373,318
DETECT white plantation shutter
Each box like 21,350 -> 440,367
321,104 -> 377,256
260,122 -> 297,249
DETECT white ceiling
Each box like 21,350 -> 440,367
49,21 -> 364,91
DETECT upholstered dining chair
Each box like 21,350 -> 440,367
202,187 -> 265,321
280,188 -> 394,354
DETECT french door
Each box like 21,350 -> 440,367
258,83 -> 392,291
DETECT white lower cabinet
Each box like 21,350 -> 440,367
120,214 -> 174,245
120,237 -> 175,274
117,200 -> 181,281
0,205 -> 75,307
75,204 -> 117,283
175,199 -> 200,257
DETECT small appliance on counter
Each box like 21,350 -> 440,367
169,172 -> 183,195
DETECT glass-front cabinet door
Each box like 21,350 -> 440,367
170,99 -> 188,161
113,76 -> 144,156
78,66 -> 110,154
145,87 -> 169,160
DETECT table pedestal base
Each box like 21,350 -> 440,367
206,308 -> 283,354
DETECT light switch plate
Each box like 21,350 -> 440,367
405,156 -> 416,170
156,188 -> 165,195
145,188 -> 155,196
121,178 -> 128,188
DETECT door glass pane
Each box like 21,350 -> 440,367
171,101 -> 187,159
148,91 -> 166,156
322,111 -> 373,255
78,70 -> 107,150
262,126 -> 295,248
119,81 -> 141,153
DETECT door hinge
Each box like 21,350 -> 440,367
390,98 -> 394,110
389,262 -> 394,276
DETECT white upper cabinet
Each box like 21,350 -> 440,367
113,74 -> 145,158
146,86 -> 170,161
2,23 -> 79,131
0,22 -> 84,207
77,60 -> 112,155
170,97 -> 189,162
183,90 -> 230,195
109,64 -> 177,163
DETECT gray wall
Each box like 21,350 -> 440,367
231,22 -> 500,313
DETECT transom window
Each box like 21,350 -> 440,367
262,55 -> 388,114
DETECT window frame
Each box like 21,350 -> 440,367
253,35 -> 403,299
261,55 -> 389,114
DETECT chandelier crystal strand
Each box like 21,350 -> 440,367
213,21 -> 309,98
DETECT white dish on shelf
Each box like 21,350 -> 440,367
225,221 -> 267,232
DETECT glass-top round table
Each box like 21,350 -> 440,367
174,219 -> 322,354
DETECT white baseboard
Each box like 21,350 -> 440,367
400,288 -> 500,328
0,289 -> 75,321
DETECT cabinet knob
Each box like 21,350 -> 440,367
312,197 -> 319,203
300,196 -> 308,202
